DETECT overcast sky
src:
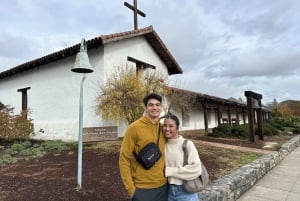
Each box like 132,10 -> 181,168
1,0 -> 300,104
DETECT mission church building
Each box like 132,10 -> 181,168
0,26 -> 262,142
0,26 -> 184,141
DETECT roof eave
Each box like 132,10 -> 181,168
0,26 -> 183,79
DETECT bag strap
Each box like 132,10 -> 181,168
156,124 -> 161,144
133,123 -> 161,157
183,140 -> 209,186
182,139 -> 189,166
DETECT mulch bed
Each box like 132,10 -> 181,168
0,135 -> 295,201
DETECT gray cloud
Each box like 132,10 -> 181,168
1,0 -> 300,104
218,48 -> 300,77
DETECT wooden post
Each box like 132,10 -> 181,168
257,100 -> 264,140
17,87 -> 31,119
246,96 -> 255,142
245,91 -> 263,143
235,106 -> 240,125
242,109 -> 246,124
217,104 -> 221,125
201,101 -> 209,135
227,105 -> 232,126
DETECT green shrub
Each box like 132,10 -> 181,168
43,140 -> 70,151
0,140 -> 73,166
32,144 -> 40,148
22,141 -> 32,148
213,124 -> 250,138
263,126 -> 273,136
57,144 -> 70,151
212,124 -> 232,137
4,148 -> 15,155
268,120 -> 282,129
267,116 -> 300,134
0,141 -> 50,165
19,149 -> 33,156
1,154 -> 18,164
264,123 -> 279,136
231,124 -> 249,138
268,117 -> 300,131
213,122 -> 282,138
11,143 -> 25,152
31,147 -> 46,158
255,123 -> 278,136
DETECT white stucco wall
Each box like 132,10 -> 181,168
0,36 -> 170,141
169,103 -> 249,132
0,54 -> 99,141
103,36 -> 169,79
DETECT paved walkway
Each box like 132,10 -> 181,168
194,140 -> 271,154
237,145 -> 300,201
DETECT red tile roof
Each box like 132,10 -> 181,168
0,26 -> 183,79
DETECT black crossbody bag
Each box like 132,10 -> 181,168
134,125 -> 162,170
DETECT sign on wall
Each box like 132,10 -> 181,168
83,126 -> 118,142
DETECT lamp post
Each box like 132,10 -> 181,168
71,38 -> 93,189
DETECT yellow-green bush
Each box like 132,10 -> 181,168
0,109 -> 33,141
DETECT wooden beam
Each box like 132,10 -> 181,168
127,56 -> 156,70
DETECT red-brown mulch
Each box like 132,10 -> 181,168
0,148 -> 130,201
0,135 -> 294,201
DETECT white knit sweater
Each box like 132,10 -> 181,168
165,135 -> 202,185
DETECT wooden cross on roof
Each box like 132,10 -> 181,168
124,0 -> 146,30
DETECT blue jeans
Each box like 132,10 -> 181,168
168,184 -> 199,201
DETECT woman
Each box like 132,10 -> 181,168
163,114 -> 202,201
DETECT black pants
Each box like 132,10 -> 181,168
131,183 -> 168,201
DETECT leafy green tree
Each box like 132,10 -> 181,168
95,66 -> 169,124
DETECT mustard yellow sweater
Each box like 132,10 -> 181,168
119,116 -> 167,197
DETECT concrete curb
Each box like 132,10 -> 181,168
198,135 -> 300,201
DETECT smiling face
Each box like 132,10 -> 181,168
163,118 -> 179,139
145,98 -> 162,120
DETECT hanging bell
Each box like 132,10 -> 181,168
71,39 -> 94,73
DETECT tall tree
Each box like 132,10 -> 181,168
95,66 -> 169,124
166,87 -> 198,115
278,100 -> 300,116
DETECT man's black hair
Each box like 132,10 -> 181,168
143,93 -> 162,106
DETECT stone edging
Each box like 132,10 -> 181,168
198,135 -> 300,201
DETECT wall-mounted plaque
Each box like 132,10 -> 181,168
83,126 -> 118,142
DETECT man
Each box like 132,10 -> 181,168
119,93 -> 167,201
